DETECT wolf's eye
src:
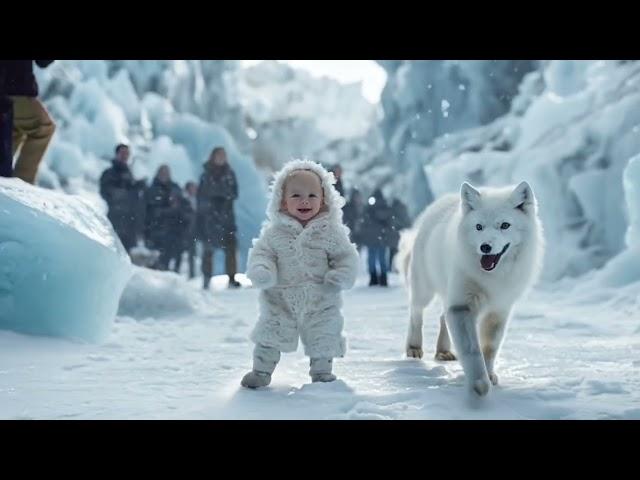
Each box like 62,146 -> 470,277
501,222 -> 511,230
476,224 -> 483,231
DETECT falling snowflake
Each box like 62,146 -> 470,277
441,99 -> 450,118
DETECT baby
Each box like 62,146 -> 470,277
241,160 -> 360,388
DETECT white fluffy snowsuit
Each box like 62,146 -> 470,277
246,160 -> 359,360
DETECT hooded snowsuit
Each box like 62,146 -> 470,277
246,160 -> 359,360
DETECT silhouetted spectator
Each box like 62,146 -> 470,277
197,147 -> 241,289
343,187 -> 365,250
175,181 -> 198,279
330,163 -> 345,198
99,144 -> 141,253
361,189 -> 393,286
144,165 -> 183,271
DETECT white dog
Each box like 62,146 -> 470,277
398,181 -> 544,396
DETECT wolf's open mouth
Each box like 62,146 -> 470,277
481,243 -> 510,271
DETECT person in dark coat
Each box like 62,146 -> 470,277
388,197 -> 412,271
197,146 -> 241,289
330,164 -> 345,198
174,181 -> 198,279
99,144 -> 142,253
0,95 -> 12,178
144,165 -> 184,271
0,60 -> 56,184
343,188 -> 366,251
362,189 -> 393,287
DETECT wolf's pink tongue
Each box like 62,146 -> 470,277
481,255 -> 498,270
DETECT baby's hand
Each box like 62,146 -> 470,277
248,265 -> 276,289
324,270 -> 345,291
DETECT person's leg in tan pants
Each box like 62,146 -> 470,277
11,96 -> 56,184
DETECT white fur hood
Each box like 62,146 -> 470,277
265,159 -> 345,227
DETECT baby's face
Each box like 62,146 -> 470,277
281,170 -> 323,224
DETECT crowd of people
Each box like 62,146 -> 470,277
99,144 -> 242,289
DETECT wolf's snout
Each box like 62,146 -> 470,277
480,243 -> 492,254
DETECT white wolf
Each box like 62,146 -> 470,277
398,181 -> 544,396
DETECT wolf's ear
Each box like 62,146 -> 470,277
460,182 -> 481,213
510,181 -> 535,213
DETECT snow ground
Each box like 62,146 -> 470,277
1,268 -> 637,420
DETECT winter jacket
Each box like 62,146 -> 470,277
144,177 -> 183,250
0,60 -> 54,97
196,161 -> 238,246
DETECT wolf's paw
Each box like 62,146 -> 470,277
489,372 -> 499,386
473,378 -> 491,396
435,351 -> 457,361
406,346 -> 424,359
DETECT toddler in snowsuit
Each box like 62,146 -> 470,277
241,160 -> 359,388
